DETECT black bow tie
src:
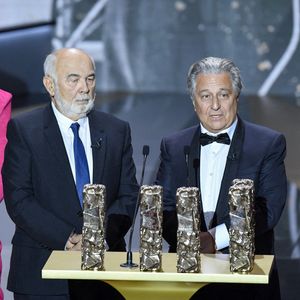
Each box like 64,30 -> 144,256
199,132 -> 231,146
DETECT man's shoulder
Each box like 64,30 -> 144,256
90,109 -> 128,127
242,119 -> 283,139
163,125 -> 199,142
11,105 -> 46,125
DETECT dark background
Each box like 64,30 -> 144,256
0,1 -> 300,299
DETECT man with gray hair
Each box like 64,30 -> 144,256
156,57 -> 287,299
3,48 -> 138,299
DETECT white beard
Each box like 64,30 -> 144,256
54,88 -> 95,120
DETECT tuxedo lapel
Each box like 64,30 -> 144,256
42,104 -> 80,208
188,125 -> 200,188
213,117 -> 245,227
88,111 -> 106,184
43,105 -> 74,181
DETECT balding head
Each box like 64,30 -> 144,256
43,48 -> 96,120
44,48 -> 96,81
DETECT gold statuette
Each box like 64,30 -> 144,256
81,184 -> 106,271
176,187 -> 201,273
229,179 -> 255,273
139,185 -> 163,272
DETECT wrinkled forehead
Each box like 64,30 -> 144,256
55,51 -> 95,77
195,73 -> 233,92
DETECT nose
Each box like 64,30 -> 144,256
79,78 -> 89,93
211,96 -> 221,110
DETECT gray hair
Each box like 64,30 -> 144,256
43,48 -> 96,82
187,57 -> 243,100
44,51 -> 58,81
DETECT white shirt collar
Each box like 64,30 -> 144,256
51,102 -> 88,130
200,117 -> 238,141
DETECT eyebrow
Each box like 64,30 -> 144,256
219,88 -> 231,92
66,74 -> 80,79
199,88 -> 231,93
66,73 -> 95,79
87,73 -> 95,78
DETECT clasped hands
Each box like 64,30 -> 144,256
65,233 -> 82,251
64,231 -> 216,253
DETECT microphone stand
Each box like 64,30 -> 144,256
120,145 -> 150,268
184,145 -> 191,186
193,158 -> 200,188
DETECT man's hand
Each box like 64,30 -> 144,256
65,233 -> 82,251
200,232 -> 216,254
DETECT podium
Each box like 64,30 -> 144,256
42,251 -> 273,300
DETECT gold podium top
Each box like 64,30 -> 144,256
42,251 -> 273,284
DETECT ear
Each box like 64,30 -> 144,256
192,99 -> 197,111
43,76 -> 55,97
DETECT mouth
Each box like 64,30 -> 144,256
76,98 -> 90,103
210,114 -> 223,120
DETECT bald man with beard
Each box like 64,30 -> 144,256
2,48 -> 138,300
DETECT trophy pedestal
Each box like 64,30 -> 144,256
43,251 -> 273,300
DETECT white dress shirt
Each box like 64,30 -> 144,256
200,118 -> 237,250
51,102 -> 93,184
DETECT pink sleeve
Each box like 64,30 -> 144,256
0,241 -> 3,300
0,90 -> 11,300
0,89 -> 12,201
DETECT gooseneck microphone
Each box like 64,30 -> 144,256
120,145 -> 150,268
184,145 -> 191,186
193,158 -> 200,188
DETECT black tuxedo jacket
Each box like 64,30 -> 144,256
2,104 -> 138,295
156,117 -> 287,255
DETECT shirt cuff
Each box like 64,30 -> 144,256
208,223 -> 229,251
64,229 -> 75,250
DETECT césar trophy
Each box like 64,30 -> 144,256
229,179 -> 255,273
176,186 -> 201,273
81,184 -> 106,271
139,185 -> 163,272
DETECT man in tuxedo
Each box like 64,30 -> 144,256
156,57 -> 287,299
2,48 -> 138,300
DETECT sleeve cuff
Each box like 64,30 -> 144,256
64,229 -> 75,250
208,223 -> 229,251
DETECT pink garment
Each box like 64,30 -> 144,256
0,89 -> 12,200
0,89 -> 12,300
0,241 -> 3,300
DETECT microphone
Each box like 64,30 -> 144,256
228,152 -> 237,161
120,145 -> 150,268
193,158 -> 206,231
91,138 -> 102,149
184,145 -> 190,186
193,158 -> 200,188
